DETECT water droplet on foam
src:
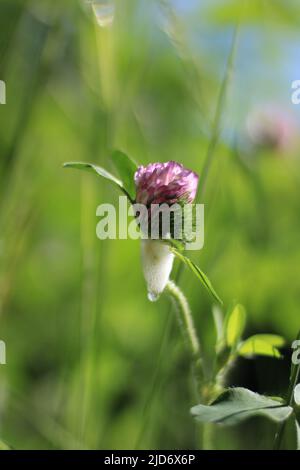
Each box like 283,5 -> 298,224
147,292 -> 159,302
90,1 -> 115,28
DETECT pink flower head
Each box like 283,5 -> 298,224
246,106 -> 297,152
134,161 -> 199,206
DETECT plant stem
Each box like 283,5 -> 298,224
165,280 -> 203,388
273,337 -> 300,450
166,280 -> 200,357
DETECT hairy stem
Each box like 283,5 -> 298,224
166,280 -> 200,357
165,280 -> 203,389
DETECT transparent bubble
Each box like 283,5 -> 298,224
147,292 -> 159,302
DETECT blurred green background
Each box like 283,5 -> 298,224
0,0 -> 300,450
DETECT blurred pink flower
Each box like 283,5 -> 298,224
134,161 -> 199,205
246,106 -> 297,152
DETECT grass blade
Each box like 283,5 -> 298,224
198,24 -> 240,199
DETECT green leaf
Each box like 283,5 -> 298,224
238,334 -> 284,359
294,384 -> 300,406
191,387 -> 293,426
249,334 -> 285,347
111,150 -> 138,202
172,249 -> 223,305
268,396 -> 285,404
63,161 -> 133,201
226,304 -> 246,348
212,304 -> 224,345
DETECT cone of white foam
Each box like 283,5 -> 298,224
141,239 -> 174,302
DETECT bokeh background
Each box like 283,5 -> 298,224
0,0 -> 300,450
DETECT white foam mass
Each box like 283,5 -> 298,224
141,240 -> 174,301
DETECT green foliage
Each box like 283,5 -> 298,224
191,387 -> 293,425
212,305 -> 224,346
171,249 -> 223,305
110,150 -> 138,202
238,334 -> 284,359
225,304 -> 246,348
1,0 -> 300,451
64,150 -> 138,202
191,330 -> 300,449
214,305 -> 284,362
273,331 -> 300,449
63,161 -> 127,191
